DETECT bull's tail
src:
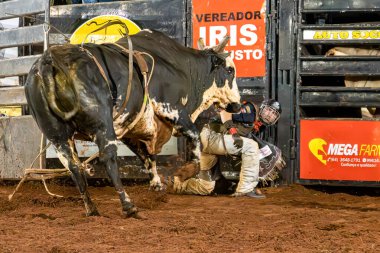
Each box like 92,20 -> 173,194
39,50 -> 79,121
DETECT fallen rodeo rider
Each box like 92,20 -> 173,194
169,134 -> 286,197
163,99 -> 286,198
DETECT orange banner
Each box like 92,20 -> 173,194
192,0 -> 266,78
300,120 -> 380,181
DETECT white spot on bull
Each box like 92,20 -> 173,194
151,99 -> 180,122
191,55 -> 240,122
113,111 -> 130,137
148,160 -> 163,190
181,96 -> 188,106
143,29 -> 153,33
56,150 -> 69,169
113,100 -> 157,140
117,190 -> 131,202
191,78 -> 240,122
105,140 -> 118,148
128,101 -> 156,136
192,141 -> 201,159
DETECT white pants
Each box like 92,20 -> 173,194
173,126 -> 260,195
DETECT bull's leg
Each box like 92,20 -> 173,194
175,112 -> 201,162
139,153 -> 162,191
145,155 -> 162,190
56,140 -> 99,216
94,132 -> 138,218
121,140 -> 163,191
172,112 -> 201,179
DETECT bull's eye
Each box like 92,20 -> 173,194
227,67 -> 234,74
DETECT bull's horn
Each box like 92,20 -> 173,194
197,37 -> 206,50
213,35 -> 230,53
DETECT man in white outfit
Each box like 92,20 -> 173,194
171,99 -> 282,198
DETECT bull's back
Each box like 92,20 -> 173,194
118,30 -> 203,104
119,30 -> 199,73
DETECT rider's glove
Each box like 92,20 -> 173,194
229,127 -> 243,149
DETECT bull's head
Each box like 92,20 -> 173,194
198,36 -> 241,113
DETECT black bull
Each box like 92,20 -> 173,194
25,30 -> 241,218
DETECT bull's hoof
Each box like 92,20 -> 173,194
123,207 -> 146,219
149,176 -> 165,191
86,209 -> 100,217
149,183 -> 164,192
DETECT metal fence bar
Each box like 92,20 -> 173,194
301,24 -> 380,29
0,25 -> 45,49
300,86 -> 380,92
300,60 -> 380,75
303,0 -> 380,10
0,0 -> 47,20
0,86 -> 26,106
43,0 -> 50,50
0,55 -> 41,78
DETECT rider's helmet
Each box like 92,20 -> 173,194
258,99 -> 281,126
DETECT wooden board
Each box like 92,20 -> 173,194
0,116 -> 42,179
0,86 -> 27,106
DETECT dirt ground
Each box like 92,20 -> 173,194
0,180 -> 379,253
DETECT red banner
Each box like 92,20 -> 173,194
300,120 -> 380,181
192,0 -> 266,78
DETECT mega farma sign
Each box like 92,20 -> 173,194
300,120 -> 380,181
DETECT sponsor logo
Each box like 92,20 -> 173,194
70,15 -> 141,44
309,138 -> 328,165
309,137 -> 380,165
301,120 -> 380,181
192,0 -> 266,78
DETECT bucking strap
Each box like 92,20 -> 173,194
134,52 -> 149,73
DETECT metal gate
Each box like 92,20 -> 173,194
275,0 -> 297,185
295,0 -> 380,186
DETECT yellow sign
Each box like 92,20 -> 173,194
0,106 -> 22,117
70,15 -> 141,44
303,29 -> 380,40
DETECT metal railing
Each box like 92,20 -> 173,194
0,0 -> 49,109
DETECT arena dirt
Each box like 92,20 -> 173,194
0,181 -> 379,252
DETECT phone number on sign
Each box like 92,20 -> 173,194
340,158 -> 361,163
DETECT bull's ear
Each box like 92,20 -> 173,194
197,37 -> 206,50
213,35 -> 230,53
